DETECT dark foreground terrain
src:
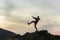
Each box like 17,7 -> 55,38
0,28 -> 60,40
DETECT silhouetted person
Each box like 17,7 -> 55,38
28,16 -> 40,31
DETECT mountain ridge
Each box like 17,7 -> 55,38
0,28 -> 60,40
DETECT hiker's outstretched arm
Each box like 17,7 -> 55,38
32,16 -> 37,19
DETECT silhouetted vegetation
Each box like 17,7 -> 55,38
0,28 -> 60,40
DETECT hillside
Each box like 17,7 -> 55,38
22,30 -> 57,40
0,28 -> 60,40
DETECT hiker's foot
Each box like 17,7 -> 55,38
28,22 -> 30,25
35,29 -> 38,32
35,30 -> 38,32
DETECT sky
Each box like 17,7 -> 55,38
0,0 -> 60,35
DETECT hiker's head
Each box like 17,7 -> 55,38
37,16 -> 39,18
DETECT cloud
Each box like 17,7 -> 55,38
0,0 -> 60,35
4,0 -> 16,17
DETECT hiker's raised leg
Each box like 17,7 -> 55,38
28,21 -> 35,25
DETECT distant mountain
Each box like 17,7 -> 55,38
0,28 -> 60,40
0,28 -> 18,40
0,28 -> 16,37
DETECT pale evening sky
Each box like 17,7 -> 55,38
0,0 -> 60,35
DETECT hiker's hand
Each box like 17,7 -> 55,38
32,16 -> 33,17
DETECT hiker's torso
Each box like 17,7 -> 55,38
35,18 -> 40,23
